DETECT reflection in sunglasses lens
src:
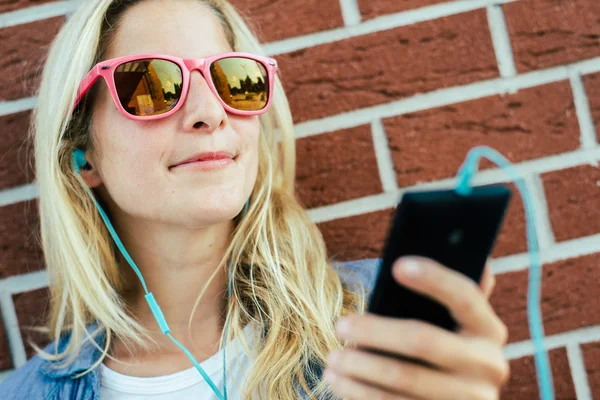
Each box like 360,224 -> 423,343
210,57 -> 268,111
114,59 -> 183,116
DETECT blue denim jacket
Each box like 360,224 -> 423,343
0,258 -> 381,399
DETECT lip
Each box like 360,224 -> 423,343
170,151 -> 236,170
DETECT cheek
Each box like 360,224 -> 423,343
235,116 -> 260,152
91,110 -> 168,202
236,117 -> 261,177
93,90 -> 166,168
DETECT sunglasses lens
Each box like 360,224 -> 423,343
210,57 -> 269,111
114,59 -> 183,116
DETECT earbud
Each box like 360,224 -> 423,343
73,149 -> 87,174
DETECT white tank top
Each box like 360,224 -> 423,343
99,323 -> 256,399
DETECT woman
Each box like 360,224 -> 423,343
0,0 -> 509,398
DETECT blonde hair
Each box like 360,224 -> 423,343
30,0 -> 366,398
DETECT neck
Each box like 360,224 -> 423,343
111,216 -> 236,359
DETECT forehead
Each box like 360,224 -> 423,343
105,0 -> 232,60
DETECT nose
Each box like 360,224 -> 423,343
180,70 -> 226,133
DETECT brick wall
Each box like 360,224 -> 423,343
0,0 -> 599,397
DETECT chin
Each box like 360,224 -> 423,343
179,195 -> 247,224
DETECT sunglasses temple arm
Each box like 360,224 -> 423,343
74,66 -> 102,107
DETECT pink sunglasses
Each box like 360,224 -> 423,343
75,52 -> 279,120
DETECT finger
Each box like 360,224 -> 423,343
335,314 -> 510,381
327,348 -> 501,400
480,262 -> 496,299
324,368 -> 411,400
392,256 -> 507,342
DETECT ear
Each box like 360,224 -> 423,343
81,167 -> 103,188
76,151 -> 103,188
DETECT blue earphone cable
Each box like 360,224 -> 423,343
455,145 -> 554,400
73,149 -> 234,400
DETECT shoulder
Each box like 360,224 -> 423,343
0,323 -> 103,400
0,344 -> 58,399
333,258 -> 381,296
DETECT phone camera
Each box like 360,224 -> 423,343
448,229 -> 463,246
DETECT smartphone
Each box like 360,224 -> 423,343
367,184 -> 512,332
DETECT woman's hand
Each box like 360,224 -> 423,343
324,256 -> 509,400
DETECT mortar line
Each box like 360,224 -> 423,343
569,70 -> 598,149
0,291 -> 27,368
370,120 -> 399,193
0,1 -> 77,29
339,0 -> 361,26
566,343 -> 593,400
486,4 -> 517,78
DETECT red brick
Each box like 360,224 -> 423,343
0,316 -> 12,371
13,288 -> 51,359
384,80 -> 579,188
0,200 -> 44,279
0,17 -> 64,101
501,347 -> 576,400
542,165 -> 600,242
0,111 -> 35,190
358,0 -> 447,21
319,209 -> 395,261
504,0 -> 600,72
295,125 -> 383,208
279,9 -> 498,123
491,252 -> 600,343
229,0 -> 344,43
583,72 -> 600,142
0,0 -> 57,13
582,341 -> 600,399
491,182 -> 527,258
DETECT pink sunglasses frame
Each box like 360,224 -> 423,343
75,51 -> 279,121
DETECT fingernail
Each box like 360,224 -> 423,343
401,258 -> 422,276
336,318 -> 351,336
323,368 -> 337,383
327,350 -> 341,366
